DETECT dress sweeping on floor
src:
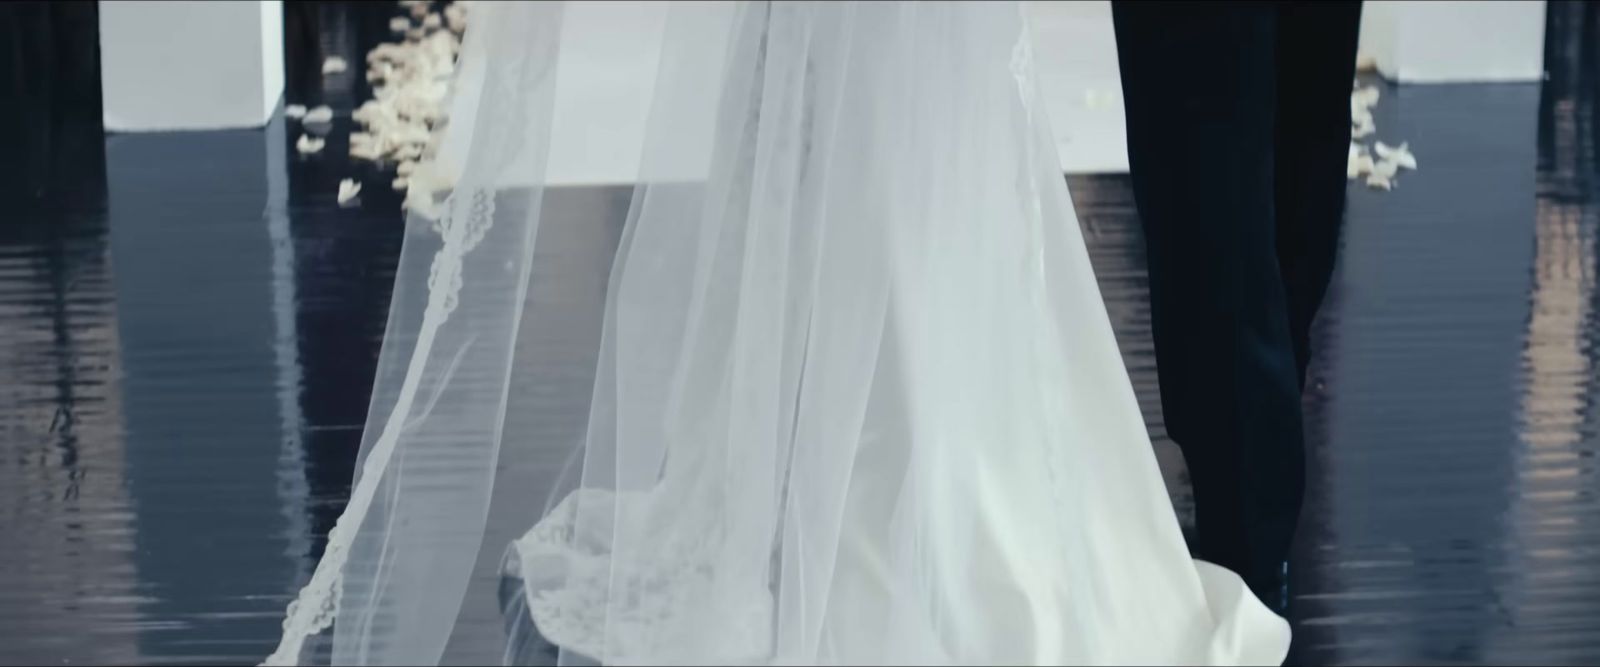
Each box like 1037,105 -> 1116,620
265,2 -> 1291,665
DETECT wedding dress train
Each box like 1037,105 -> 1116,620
268,2 -> 1292,665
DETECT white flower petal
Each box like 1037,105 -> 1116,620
394,144 -> 424,162
295,134 -> 326,155
285,104 -> 307,120
1374,141 -> 1418,170
337,178 -> 362,206
322,56 -> 348,75
404,188 -> 440,219
1352,85 -> 1380,108
303,105 -> 335,124
349,10 -> 464,178
389,16 -> 410,33
1348,144 -> 1375,179
1365,173 -> 1393,190
445,3 -> 468,33
1352,116 -> 1376,139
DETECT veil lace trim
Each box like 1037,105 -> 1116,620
263,4 -> 557,663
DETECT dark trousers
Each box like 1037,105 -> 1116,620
0,1 -> 101,203
1111,1 -> 1361,604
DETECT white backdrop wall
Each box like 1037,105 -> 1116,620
97,1 -> 1547,176
544,0 -> 1550,185
1359,1 -> 1546,83
545,1 -> 1126,185
99,0 -> 285,132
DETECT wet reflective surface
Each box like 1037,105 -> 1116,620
1283,6 -> 1600,663
3,3 -> 1600,665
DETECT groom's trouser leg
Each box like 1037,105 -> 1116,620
1111,1 -> 1359,603
1275,4 -> 1362,384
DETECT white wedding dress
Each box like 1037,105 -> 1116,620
267,2 -> 1291,665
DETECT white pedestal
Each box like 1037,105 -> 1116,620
1024,1 -> 1126,174
1360,1 -> 1546,83
99,0 -> 284,132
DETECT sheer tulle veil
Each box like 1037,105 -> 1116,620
266,2 -> 1292,665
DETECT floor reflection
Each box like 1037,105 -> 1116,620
0,5 -> 136,663
0,158 -> 139,667
1490,4 -> 1600,662
1287,6 -> 1600,665
1298,79 -> 1538,663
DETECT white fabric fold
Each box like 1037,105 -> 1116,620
268,3 -> 1291,665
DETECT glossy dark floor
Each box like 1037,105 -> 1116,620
4,3 -> 1600,665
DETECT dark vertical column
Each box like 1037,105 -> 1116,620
0,1 -> 103,207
